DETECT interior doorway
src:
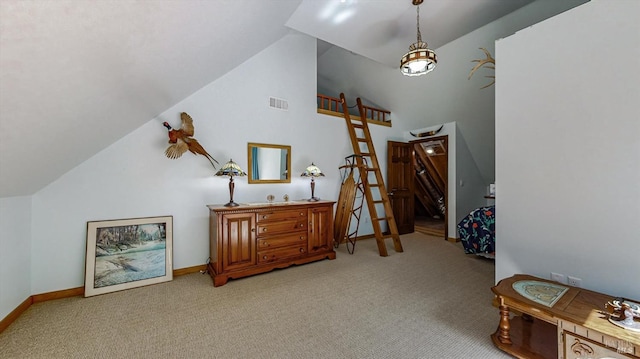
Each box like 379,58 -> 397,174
387,136 -> 448,240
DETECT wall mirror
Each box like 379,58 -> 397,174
247,143 -> 291,184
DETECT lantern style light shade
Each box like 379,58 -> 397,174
300,162 -> 324,202
215,159 -> 246,207
400,0 -> 437,76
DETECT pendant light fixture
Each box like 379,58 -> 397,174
400,0 -> 437,76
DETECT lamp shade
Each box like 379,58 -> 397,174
300,163 -> 324,178
301,162 -> 324,201
215,159 -> 246,177
400,45 -> 437,76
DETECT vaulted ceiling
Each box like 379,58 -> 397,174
0,0 -> 579,197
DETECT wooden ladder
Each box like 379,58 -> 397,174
339,93 -> 403,256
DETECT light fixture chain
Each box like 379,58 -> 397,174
416,5 -> 422,43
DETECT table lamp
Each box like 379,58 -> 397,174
215,159 -> 246,207
300,162 -> 324,201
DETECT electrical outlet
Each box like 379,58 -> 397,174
551,272 -> 566,284
567,276 -> 582,287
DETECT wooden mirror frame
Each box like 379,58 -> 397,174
247,143 -> 291,184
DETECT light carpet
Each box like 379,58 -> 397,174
0,232 -> 510,358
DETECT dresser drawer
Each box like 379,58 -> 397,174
258,245 -> 307,263
563,331 -> 636,358
256,218 -> 306,236
258,233 -> 307,250
256,209 -> 307,223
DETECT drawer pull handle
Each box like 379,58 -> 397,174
262,215 -> 268,219
262,228 -> 267,232
263,255 -> 268,260
299,248 -> 305,253
299,224 -> 304,228
300,236 -> 304,240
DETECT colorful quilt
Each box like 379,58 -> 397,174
457,205 -> 495,255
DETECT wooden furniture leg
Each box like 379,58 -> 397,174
496,300 -> 513,345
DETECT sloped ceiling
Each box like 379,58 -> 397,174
0,0 -> 575,197
0,0 -> 303,197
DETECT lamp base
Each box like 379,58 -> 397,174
308,197 -> 320,202
224,201 -> 240,207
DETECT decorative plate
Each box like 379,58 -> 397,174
512,280 -> 569,308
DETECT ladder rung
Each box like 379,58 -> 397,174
373,217 -> 392,222
352,124 -> 364,128
357,139 -> 369,142
365,167 -> 379,171
369,184 -> 382,187
372,200 -> 385,204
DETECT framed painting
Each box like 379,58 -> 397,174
84,216 -> 173,297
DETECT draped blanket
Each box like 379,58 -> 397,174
457,205 -> 495,255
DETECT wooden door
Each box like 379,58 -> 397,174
308,204 -> 333,253
221,212 -> 256,271
387,141 -> 415,234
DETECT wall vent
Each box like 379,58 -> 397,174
269,97 -> 288,111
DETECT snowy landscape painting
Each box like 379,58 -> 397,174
85,216 -> 173,297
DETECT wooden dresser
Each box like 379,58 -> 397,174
207,200 -> 336,286
492,274 -> 639,358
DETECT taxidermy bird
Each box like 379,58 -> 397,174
163,112 -> 219,168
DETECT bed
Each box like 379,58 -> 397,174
457,205 -> 495,257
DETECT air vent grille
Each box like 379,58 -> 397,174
269,97 -> 288,111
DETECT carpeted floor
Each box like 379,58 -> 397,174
0,232 -> 509,358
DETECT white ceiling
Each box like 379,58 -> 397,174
287,0 -> 535,68
0,0 -> 564,197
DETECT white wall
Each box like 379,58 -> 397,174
454,126 -> 490,221
317,0 -> 588,188
0,196 -> 31,319
496,0 -> 640,299
316,0 -> 586,233
27,32 -> 366,295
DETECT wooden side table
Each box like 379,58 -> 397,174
491,274 -> 639,358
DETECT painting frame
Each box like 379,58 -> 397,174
84,215 -> 173,297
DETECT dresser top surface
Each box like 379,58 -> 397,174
207,200 -> 335,212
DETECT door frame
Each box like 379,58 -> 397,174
408,135 -> 449,240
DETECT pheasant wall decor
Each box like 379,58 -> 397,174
162,112 -> 219,168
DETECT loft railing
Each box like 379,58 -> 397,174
317,94 -> 392,127
317,94 -> 342,113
